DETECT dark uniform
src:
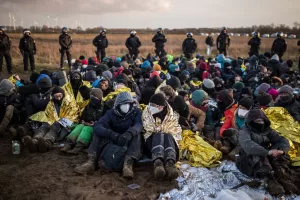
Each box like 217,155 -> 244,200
59,30 -> 72,69
19,31 -> 36,71
125,33 -> 141,60
152,32 -> 167,58
248,36 -> 261,57
271,37 -> 287,60
182,34 -> 197,59
0,28 -> 12,73
217,33 -> 230,56
93,31 -> 108,62
298,40 -> 300,71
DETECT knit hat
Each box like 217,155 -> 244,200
271,77 -> 283,86
166,76 -> 181,91
257,83 -> 271,94
79,86 -> 91,100
267,88 -> 278,100
199,62 -> 208,70
257,92 -> 272,106
51,86 -> 65,97
90,88 -> 103,99
172,96 -> 189,118
192,90 -> 208,106
37,75 -> 52,89
239,97 -> 253,110
141,60 -> 151,69
116,57 -> 122,62
115,74 -> 129,87
278,85 -> 293,96
154,64 -> 161,71
114,92 -> 133,108
203,79 -> 215,89
271,54 -> 279,61
150,71 -> 160,79
178,90 -> 189,98
169,64 -> 180,72
0,79 -> 14,96
102,70 -> 113,80
149,93 -> 166,106
97,64 -> 109,72
232,82 -> 245,91
30,72 -> 40,83
240,87 -> 252,98
71,71 -> 82,80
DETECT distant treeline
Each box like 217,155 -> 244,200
4,23 -> 300,35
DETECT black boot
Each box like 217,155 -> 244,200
267,177 -> 285,196
153,159 -> 165,180
122,156 -> 134,179
23,136 -> 38,153
67,142 -> 85,155
165,160 -> 179,180
74,154 -> 96,175
37,138 -> 52,153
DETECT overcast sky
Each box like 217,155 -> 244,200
0,0 -> 299,29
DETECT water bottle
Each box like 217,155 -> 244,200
12,140 -> 20,155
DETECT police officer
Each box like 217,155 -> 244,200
248,31 -> 261,57
59,27 -> 72,69
297,39 -> 300,71
125,30 -> 141,60
182,32 -> 197,60
217,27 -> 231,56
0,26 -> 12,74
205,34 -> 214,56
152,28 -> 167,58
19,29 -> 36,72
271,32 -> 287,61
93,29 -> 108,62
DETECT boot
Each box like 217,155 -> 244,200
228,148 -> 236,161
74,155 -> 96,175
220,140 -> 231,154
67,142 -> 85,155
9,127 -> 17,139
60,144 -> 73,153
165,160 -> 179,180
23,136 -> 38,153
153,159 -> 166,180
267,178 -> 285,196
37,137 -> 52,153
122,156 -> 134,179
279,179 -> 298,194
213,140 -> 222,150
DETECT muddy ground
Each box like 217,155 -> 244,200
0,135 -> 177,200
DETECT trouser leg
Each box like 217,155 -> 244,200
23,52 -> 29,71
126,134 -> 142,160
4,50 -> 12,73
29,52 -> 35,71
66,50 -> 72,68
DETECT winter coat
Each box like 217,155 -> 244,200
182,38 -> 197,54
217,33 -> 230,49
271,38 -> 287,55
236,109 -> 290,176
59,33 -> 72,49
0,33 -> 11,52
142,103 -> 182,142
248,37 -> 261,52
205,36 -> 214,46
17,84 -> 40,96
267,59 -> 282,77
220,104 -> 238,137
125,36 -> 141,50
80,102 -> 103,123
275,97 -> 300,122
221,70 -> 236,81
25,90 -> 52,117
188,104 -> 206,130
152,33 -> 167,48
93,35 -> 108,49
19,36 -> 36,53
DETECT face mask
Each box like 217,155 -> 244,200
252,122 -> 265,133
71,79 -> 81,87
238,108 -> 249,118
120,104 -> 130,114
53,99 -> 63,106
226,67 -> 232,70
91,97 -> 101,105
280,95 -> 292,102
149,106 -> 161,115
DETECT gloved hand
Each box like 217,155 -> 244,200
109,131 -> 121,143
117,131 -> 133,147
222,128 -> 239,137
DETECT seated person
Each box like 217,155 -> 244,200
237,109 -> 298,196
142,93 -> 182,180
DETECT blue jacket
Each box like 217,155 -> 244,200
94,106 -> 143,138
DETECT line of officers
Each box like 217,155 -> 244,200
0,26 -> 298,74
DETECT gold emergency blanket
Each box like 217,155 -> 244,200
8,76 -> 17,85
263,107 -> 300,166
30,93 -> 80,125
102,87 -> 134,102
179,130 -> 222,168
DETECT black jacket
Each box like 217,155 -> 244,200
93,35 -> 108,49
275,97 -> 300,122
205,36 -> 214,46
217,33 -> 230,49
125,36 -> 141,50
80,102 -> 104,123
271,38 -> 287,54
19,36 -> 36,53
25,91 -> 52,117
248,37 -> 261,52
182,38 -> 197,53
0,33 -> 11,52
267,59 -> 282,77
152,33 -> 167,48
59,33 -> 72,49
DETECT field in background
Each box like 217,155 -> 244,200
7,33 -> 300,71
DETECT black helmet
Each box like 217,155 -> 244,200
130,30 -> 137,36
157,28 -> 163,34
277,31 -> 283,37
100,29 -> 106,34
62,27 -> 69,33
221,27 -> 228,33
0,26 -> 5,32
23,29 -> 31,35
252,31 -> 260,37
186,32 -> 193,38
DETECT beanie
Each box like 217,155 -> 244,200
178,90 -> 189,98
267,88 -> 279,100
150,71 -> 160,79
257,92 -> 272,106
277,85 -> 293,96
154,64 -> 161,71
192,90 -> 208,106
166,76 -> 181,91
232,82 -> 245,91
169,64 -> 180,73
257,83 -> 271,94
116,57 -> 122,62
90,88 -> 103,100
239,97 -> 253,110
102,70 -> 113,80
30,71 -> 40,83
199,62 -> 208,70
37,76 -> 52,89
141,60 -> 151,69
149,93 -> 166,106
114,92 -> 134,108
51,86 -> 65,97
203,79 -> 215,89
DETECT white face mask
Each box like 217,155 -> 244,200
120,104 -> 130,114
238,108 -> 249,118
149,106 -> 161,115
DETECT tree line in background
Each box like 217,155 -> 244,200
4,23 -> 300,35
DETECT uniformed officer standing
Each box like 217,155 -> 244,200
217,27 -> 231,56
271,32 -> 287,61
59,27 -> 72,69
19,29 -> 36,72
0,26 -> 12,74
93,29 -> 108,62
152,28 -> 167,58
182,32 -> 197,59
248,31 -> 261,57
125,30 -> 141,60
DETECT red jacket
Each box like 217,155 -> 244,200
220,104 -> 238,137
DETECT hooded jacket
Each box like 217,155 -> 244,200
267,55 -> 282,77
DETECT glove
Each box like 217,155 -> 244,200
222,128 -> 239,137
109,131 -> 121,143
117,132 -> 133,147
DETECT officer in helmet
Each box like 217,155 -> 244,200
248,31 -> 261,57
93,29 -> 108,62
19,29 -> 37,72
0,26 -> 12,74
217,27 -> 231,56
271,32 -> 287,61
152,28 -> 167,58
59,27 -> 72,69
182,32 -> 197,60
125,30 -> 141,60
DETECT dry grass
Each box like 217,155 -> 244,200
7,33 -> 300,71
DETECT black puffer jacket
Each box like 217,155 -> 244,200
182,38 -> 197,53
268,59 -> 282,77
271,38 -> 287,55
80,102 -> 104,123
236,109 -> 289,177
152,33 -> 167,48
275,96 -> 300,122
93,35 -> 108,49
248,37 -> 261,52
25,89 -> 52,117
125,36 -> 141,50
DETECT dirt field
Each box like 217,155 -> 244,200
5,33 -> 300,72
0,135 -> 177,200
